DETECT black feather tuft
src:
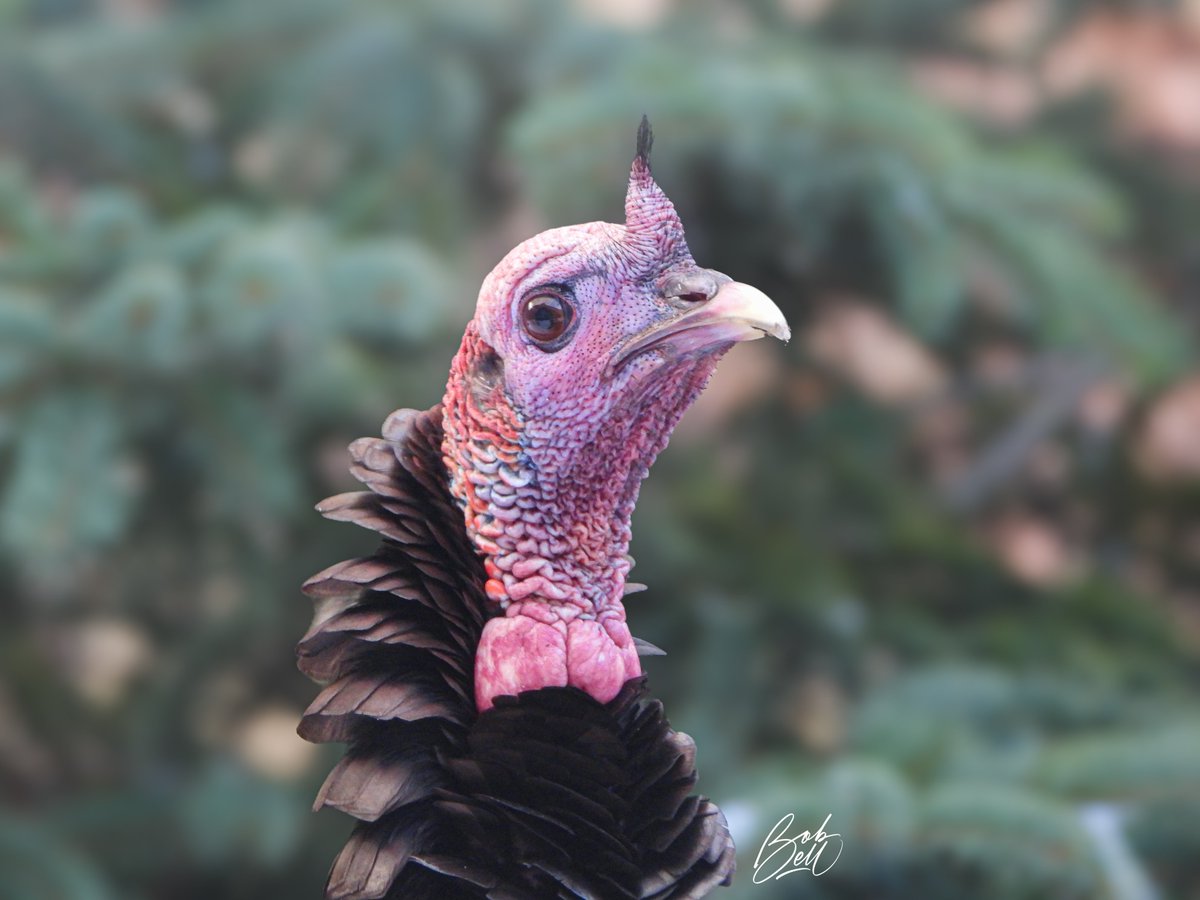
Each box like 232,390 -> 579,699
298,406 -> 736,899
636,115 -> 653,169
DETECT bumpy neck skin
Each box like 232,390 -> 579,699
441,325 -> 549,610
442,325 -> 628,619
442,325 -> 724,709
443,325 -> 716,618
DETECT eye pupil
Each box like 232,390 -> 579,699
522,293 -> 574,345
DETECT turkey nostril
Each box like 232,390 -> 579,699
661,269 -> 721,306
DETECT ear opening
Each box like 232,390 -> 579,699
470,341 -> 504,407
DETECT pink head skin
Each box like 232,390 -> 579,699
442,120 -> 789,711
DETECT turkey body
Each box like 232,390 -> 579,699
298,405 -> 736,899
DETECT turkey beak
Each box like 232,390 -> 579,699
610,271 -> 790,372
686,278 -> 791,342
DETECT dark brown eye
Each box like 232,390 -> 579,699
522,293 -> 574,347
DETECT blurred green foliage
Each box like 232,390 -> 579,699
2,1 -> 1199,899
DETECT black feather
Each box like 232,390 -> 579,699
298,405 -> 736,899
636,115 -> 653,169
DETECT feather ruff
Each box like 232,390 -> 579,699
298,406 -> 736,899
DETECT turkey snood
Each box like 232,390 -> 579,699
441,120 -> 789,710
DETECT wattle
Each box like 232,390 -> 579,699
474,604 -> 641,710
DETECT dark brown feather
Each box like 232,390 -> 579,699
298,406 -> 736,899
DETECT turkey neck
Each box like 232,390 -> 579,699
441,325 -> 717,622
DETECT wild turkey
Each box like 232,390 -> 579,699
297,118 -> 789,899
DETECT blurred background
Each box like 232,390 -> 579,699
2,0 -> 1200,897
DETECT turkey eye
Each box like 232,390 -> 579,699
522,293 -> 574,347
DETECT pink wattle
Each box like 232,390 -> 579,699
473,608 -> 640,711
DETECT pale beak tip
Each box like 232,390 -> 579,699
714,281 -> 790,345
